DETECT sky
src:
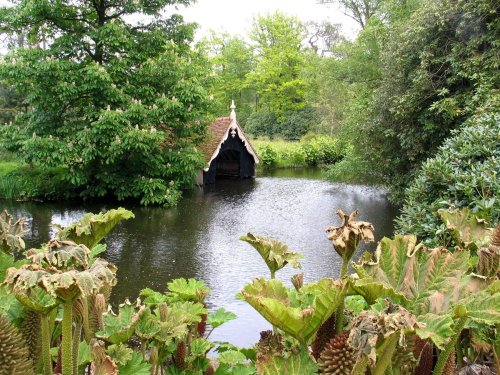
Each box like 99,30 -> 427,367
176,0 -> 359,39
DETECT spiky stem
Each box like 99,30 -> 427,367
433,317 -> 466,375
351,355 -> 369,375
62,300 -> 73,375
335,256 -> 349,334
41,314 -> 53,375
82,297 -> 91,342
373,333 -> 399,375
72,322 -> 82,375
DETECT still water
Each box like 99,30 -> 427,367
3,171 -> 398,347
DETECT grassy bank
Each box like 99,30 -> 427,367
0,152 -> 74,201
251,134 -> 345,170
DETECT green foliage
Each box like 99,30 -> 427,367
247,13 -> 308,118
166,278 -> 210,303
256,348 -> 317,375
240,233 -> 302,278
396,110 -> 500,247
241,278 -> 345,345
55,208 -> 134,249
207,308 -> 237,329
0,0 -> 211,206
363,0 -> 499,201
96,301 -> 145,344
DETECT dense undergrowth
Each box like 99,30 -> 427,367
251,135 -> 346,170
0,206 -> 498,375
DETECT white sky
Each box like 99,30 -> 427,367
176,0 -> 359,39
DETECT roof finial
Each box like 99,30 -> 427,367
230,100 -> 236,122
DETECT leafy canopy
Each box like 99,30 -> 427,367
0,0 -> 211,206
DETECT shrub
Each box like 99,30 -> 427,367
258,145 -> 279,169
396,109 -> 500,247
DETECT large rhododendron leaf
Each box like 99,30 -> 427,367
55,208 -> 134,249
0,209 -> 27,254
27,240 -> 90,270
353,235 -> 470,315
96,300 -> 145,344
167,278 -> 210,303
256,348 -> 317,375
438,208 -> 493,251
242,278 -> 345,345
240,233 -> 303,275
326,209 -> 374,261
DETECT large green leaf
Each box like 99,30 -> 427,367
96,300 -> 145,344
256,348 -> 317,375
415,313 -> 454,350
240,233 -> 302,276
117,353 -> 151,375
242,278 -> 345,345
457,291 -> 500,325
354,234 -> 470,315
438,208 -> 493,251
167,278 -> 210,303
55,208 -> 134,249
207,307 -> 237,328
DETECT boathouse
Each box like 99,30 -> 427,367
197,101 -> 259,185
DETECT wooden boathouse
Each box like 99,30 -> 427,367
197,101 -> 259,184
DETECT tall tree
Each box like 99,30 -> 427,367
0,0 -> 212,206
204,33 -> 255,119
246,12 -> 308,118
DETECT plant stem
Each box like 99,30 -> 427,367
335,255 -> 349,334
372,333 -> 399,375
82,297 -> 91,342
72,322 -> 82,375
62,300 -> 74,375
433,317 -> 467,375
456,337 -> 463,368
41,314 -> 53,375
351,355 -> 368,375
270,270 -> 275,279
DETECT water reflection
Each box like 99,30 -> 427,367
3,173 -> 398,347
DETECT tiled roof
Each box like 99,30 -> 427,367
199,117 -> 232,164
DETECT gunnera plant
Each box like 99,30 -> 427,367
318,332 -> 356,375
0,312 -> 34,375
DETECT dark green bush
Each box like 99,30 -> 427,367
245,111 -> 279,138
396,109 -> 500,247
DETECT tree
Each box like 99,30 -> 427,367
317,0 -> 383,29
0,0 -> 212,206
246,12 -> 309,118
204,33 -> 255,120
363,0 -> 500,202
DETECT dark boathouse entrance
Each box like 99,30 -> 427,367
197,102 -> 259,185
